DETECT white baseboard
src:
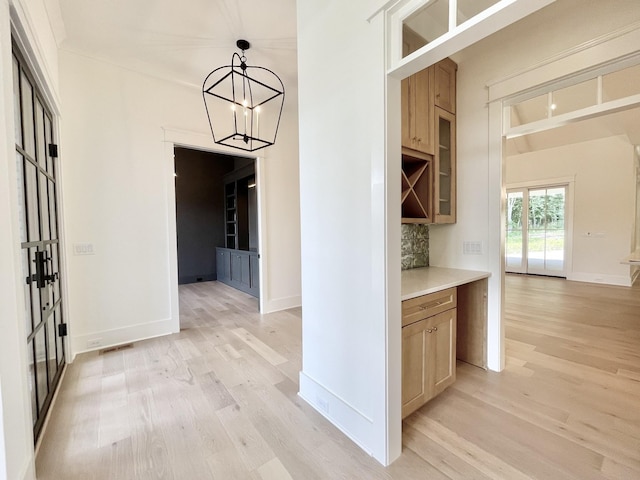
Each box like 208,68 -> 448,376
567,272 -> 632,287
70,317 -> 178,358
19,458 -> 35,480
298,371 -> 377,461
262,294 -> 301,314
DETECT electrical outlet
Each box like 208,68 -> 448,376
87,338 -> 102,348
317,396 -> 329,414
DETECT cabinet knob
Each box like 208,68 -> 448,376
427,329 -> 432,333
433,327 -> 438,331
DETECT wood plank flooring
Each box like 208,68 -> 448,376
36,275 -> 640,479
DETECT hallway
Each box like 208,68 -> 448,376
35,276 -> 640,479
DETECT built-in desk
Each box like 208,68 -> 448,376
401,266 -> 490,418
402,266 -> 490,300
402,266 -> 490,368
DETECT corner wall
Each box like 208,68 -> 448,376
297,0 -> 395,464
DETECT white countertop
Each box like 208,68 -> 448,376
401,266 -> 491,301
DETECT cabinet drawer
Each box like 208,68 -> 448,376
402,287 -> 456,327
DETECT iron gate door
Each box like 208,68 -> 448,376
12,43 -> 66,441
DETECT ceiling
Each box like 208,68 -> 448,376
46,0 -> 638,155
48,0 -> 298,90
506,107 -> 640,156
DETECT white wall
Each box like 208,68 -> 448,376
507,136 -> 635,285
60,50 -> 301,356
1,1 -> 60,478
297,0 -> 396,465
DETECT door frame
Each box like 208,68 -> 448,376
162,128 -> 267,319
505,178 -> 574,278
487,27 -> 640,371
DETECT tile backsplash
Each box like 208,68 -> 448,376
401,224 -> 429,270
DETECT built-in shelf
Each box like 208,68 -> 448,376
402,154 -> 432,223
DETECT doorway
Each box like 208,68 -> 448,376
173,147 -> 260,300
12,43 -> 66,442
506,185 -> 568,277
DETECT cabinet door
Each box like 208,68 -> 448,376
427,309 -> 457,397
230,252 -> 242,283
250,254 -> 259,289
434,58 -> 457,114
401,77 -> 412,150
402,308 -> 457,418
217,249 -> 231,282
401,68 -> 435,156
413,67 -> 435,155
402,318 -> 429,418
239,253 -> 251,288
434,107 -> 456,224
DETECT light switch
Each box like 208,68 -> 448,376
463,241 -> 483,255
73,243 -> 95,255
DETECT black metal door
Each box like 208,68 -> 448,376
12,44 -> 66,442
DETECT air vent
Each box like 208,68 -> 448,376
99,343 -> 134,355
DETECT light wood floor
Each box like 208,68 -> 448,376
36,275 -> 640,479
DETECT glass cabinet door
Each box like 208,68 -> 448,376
434,108 -> 456,223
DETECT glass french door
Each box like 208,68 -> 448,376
506,186 -> 567,277
13,43 -> 66,442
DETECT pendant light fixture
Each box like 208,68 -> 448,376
202,40 -> 285,152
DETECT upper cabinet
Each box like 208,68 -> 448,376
434,108 -> 456,224
434,58 -> 457,114
401,27 -> 457,225
402,68 -> 435,156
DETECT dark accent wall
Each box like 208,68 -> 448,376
174,147 -> 235,285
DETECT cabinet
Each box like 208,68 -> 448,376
401,67 -> 435,156
402,288 -> 457,418
401,58 -> 457,224
434,108 -> 456,223
434,58 -> 457,114
217,248 -> 231,282
216,247 -> 259,298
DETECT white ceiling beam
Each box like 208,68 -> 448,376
505,93 -> 640,139
387,0 -> 556,79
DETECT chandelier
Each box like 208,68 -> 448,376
202,40 -> 285,152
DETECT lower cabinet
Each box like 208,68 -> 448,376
217,249 -> 231,282
402,293 -> 457,418
216,247 -> 259,298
